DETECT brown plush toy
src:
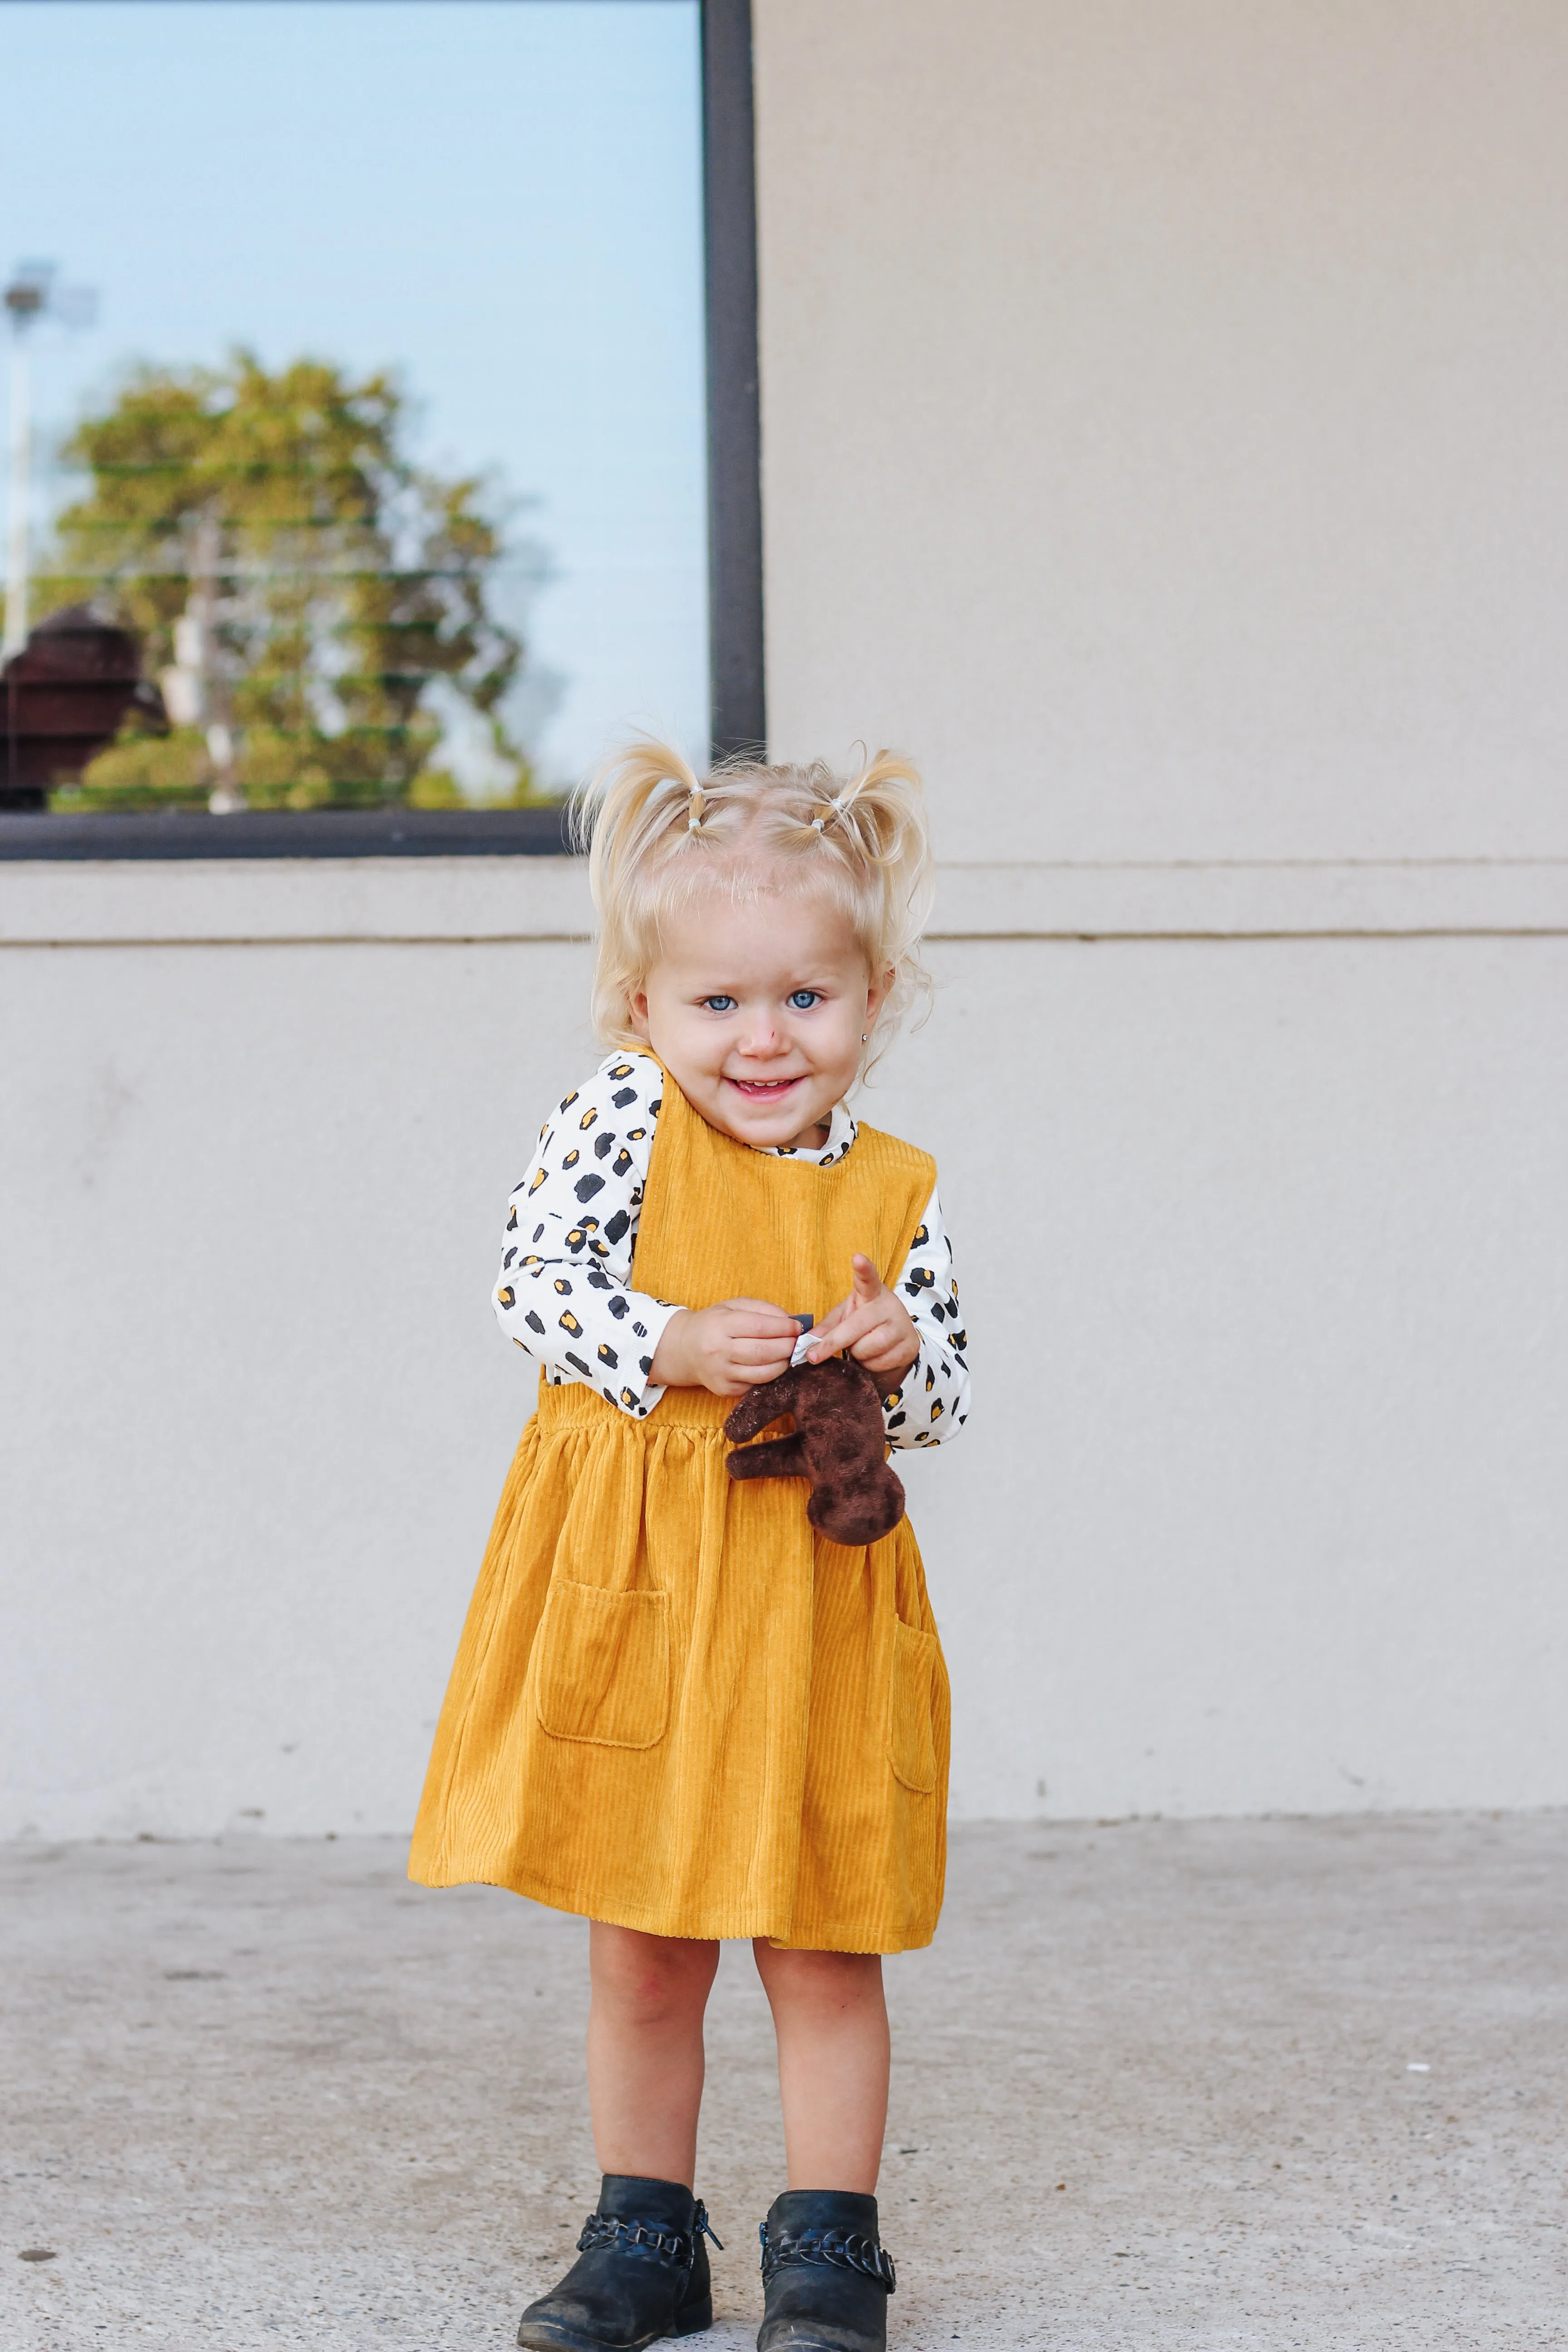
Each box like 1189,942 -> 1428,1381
724,1354 -> 906,1547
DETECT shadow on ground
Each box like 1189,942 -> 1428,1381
2,1816 -> 1564,2348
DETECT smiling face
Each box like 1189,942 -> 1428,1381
629,876 -> 888,1150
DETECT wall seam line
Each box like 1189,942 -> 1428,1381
7,926 -> 1568,951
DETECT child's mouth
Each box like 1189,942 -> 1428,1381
727,1076 -> 804,1100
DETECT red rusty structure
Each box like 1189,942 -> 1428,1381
1,604 -> 167,809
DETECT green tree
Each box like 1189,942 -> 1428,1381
37,352 -> 540,809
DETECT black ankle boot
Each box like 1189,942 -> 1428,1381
756,2191 -> 895,2352
516,2174 -> 720,2352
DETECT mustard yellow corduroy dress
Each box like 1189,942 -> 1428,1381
408,1072 -> 951,1953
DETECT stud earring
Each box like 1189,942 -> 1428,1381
860,1032 -> 868,1043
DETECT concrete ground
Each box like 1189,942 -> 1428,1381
2,1818 -> 1564,2352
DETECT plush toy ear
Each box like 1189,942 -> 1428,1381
723,1360 -> 804,1444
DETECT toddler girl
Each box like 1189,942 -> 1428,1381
410,742 -> 969,2352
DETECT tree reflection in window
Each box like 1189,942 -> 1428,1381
40,353 -> 538,813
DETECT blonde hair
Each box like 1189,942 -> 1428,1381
573,738 -> 934,1075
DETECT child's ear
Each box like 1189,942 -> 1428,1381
865,964 -> 895,1025
627,989 -> 651,1038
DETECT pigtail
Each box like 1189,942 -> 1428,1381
824,748 -> 926,869
574,737 -> 701,896
794,748 -> 935,1070
575,739 -> 707,1042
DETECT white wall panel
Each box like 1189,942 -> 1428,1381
0,932 -> 597,1839
885,936 -> 1568,1817
4,915 -> 1564,1833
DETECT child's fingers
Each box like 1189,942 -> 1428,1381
728,1336 -> 797,1367
801,1301 -> 846,1346
807,1301 -> 884,1361
725,1301 -> 805,1338
803,1297 -> 856,1355
851,1253 -> 883,1302
806,1262 -> 895,1362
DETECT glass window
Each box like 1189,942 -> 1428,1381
0,0 -> 708,828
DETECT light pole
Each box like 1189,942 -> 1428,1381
3,260 -> 98,660
3,270 -> 44,658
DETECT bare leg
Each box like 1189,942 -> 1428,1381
751,1943 -> 890,2194
586,1923 -> 720,2188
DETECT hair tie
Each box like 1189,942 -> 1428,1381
811,815 -> 826,833
687,787 -> 705,832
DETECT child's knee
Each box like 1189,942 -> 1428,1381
592,1927 -> 716,2024
756,1943 -> 884,2015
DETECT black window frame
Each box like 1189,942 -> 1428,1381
0,0 -> 763,862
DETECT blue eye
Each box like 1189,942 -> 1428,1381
787,990 -> 821,1011
701,994 -> 736,1013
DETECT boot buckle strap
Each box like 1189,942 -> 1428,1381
575,2203 -> 723,2265
576,2215 -> 690,2265
758,2221 -> 897,2294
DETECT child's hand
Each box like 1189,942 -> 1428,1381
650,1298 -> 802,1397
806,1255 -> 921,1383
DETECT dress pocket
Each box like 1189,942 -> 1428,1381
887,1619 -> 940,1793
533,1579 -> 671,1749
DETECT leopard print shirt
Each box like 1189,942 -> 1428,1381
493,1050 -> 969,1447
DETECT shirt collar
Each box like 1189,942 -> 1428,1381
768,1098 -> 858,1167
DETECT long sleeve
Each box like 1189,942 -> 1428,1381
881,1187 -> 970,1449
493,1052 -> 684,1419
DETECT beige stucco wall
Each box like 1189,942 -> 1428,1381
754,0 -> 1568,862
3,856 -> 1567,1835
